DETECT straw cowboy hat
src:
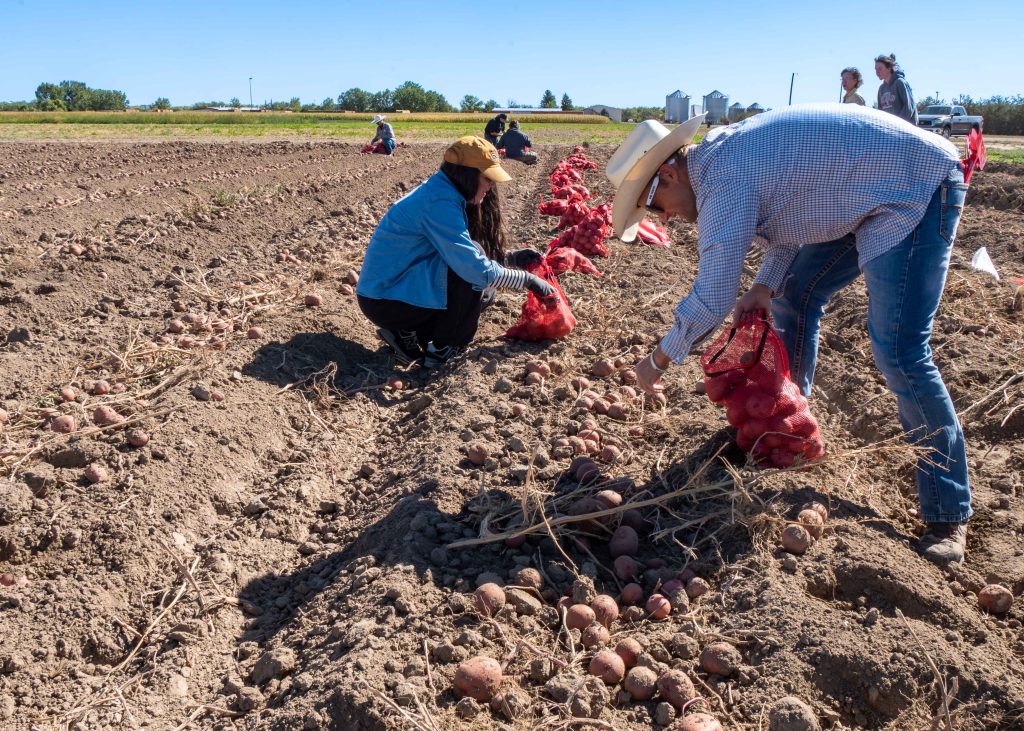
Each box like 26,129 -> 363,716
372,114 -> 387,124
606,114 -> 706,242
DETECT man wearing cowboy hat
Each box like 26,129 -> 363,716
607,103 -> 971,565
370,114 -> 396,155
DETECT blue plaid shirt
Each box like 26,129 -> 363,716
660,103 -> 961,363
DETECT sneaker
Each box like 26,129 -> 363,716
422,342 -> 464,370
917,522 -> 967,566
376,328 -> 423,365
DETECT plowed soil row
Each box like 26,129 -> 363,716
1,141 -> 1022,731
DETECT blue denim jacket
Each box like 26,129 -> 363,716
356,171 -> 503,309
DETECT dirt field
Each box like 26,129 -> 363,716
1,140 -> 1022,731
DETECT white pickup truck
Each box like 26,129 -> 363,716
917,105 -> 984,138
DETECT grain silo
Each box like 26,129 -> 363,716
665,90 -> 691,123
728,102 -> 746,122
703,90 -> 729,124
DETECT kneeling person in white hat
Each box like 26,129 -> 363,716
606,104 -> 971,565
370,114 -> 397,155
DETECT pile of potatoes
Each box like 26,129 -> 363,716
780,502 -> 828,555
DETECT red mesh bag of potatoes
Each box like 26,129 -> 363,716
700,311 -> 824,467
544,247 -> 601,277
504,261 -> 576,341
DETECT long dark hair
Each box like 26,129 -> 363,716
440,161 -> 507,262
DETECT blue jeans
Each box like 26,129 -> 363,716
771,169 -> 971,523
378,139 -> 396,155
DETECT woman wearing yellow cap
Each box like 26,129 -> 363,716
357,136 -> 554,369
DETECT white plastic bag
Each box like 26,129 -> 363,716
970,247 -> 1000,282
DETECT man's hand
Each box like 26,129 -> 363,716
635,345 -> 671,395
732,284 -> 773,324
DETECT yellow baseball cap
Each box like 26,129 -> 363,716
443,136 -> 512,182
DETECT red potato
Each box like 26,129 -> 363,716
686,577 -> 711,600
594,490 -> 622,509
556,596 -> 574,613
247,326 -> 264,339
339,283 -> 354,296
978,585 -> 1014,614
609,526 -> 639,558
657,669 -> 698,709
581,622 -> 610,648
739,418 -> 769,442
591,595 -> 620,627
524,372 -> 543,386
646,594 -> 672,620
592,398 -> 610,415
745,389 -> 778,419
571,376 -> 591,391
84,463 -> 108,484
567,436 -> 588,455
127,429 -> 150,448
615,638 -> 642,667
661,579 -> 683,596
526,360 -> 552,377
511,402 -> 527,417
303,293 -> 322,306
604,392 -> 621,405
704,375 -> 735,404
454,656 -> 503,702
805,502 -> 829,522
619,581 -> 643,604
577,428 -> 601,443
623,666 -> 658,700
589,649 -> 626,684
51,414 -> 76,433
614,556 -> 638,581
467,442 -> 489,466
591,359 -> 615,377
514,567 -> 543,591
344,269 -> 359,285
726,399 -> 749,426
92,405 -> 125,427
168,319 -> 185,333
781,524 -> 812,554
566,604 -> 597,630
474,583 -> 506,617
58,387 -> 76,402
386,376 -> 404,391
607,403 -> 629,421
797,509 -> 825,539
601,445 -> 623,463
699,642 -> 742,677
675,713 -> 724,731
575,462 -> 602,485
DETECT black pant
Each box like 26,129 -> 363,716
358,268 -> 483,349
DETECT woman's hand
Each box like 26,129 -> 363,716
506,248 -> 543,270
732,284 -> 773,324
635,346 -> 671,395
524,273 -> 557,300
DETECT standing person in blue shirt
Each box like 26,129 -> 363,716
357,137 -> 553,369
874,54 -> 918,125
498,121 -> 538,165
370,114 -> 397,155
606,105 -> 971,565
484,113 -> 508,147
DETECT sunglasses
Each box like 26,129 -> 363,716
644,173 -> 663,214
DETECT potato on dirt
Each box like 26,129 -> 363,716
656,669 -> 697,709
591,359 -> 615,377
571,376 -> 591,390
84,463 -> 108,484
580,622 -> 610,648
699,642 -> 742,676
623,666 -> 657,700
525,360 -> 552,377
609,525 -> 639,558
127,429 -> 150,448
565,603 -> 596,630
91,380 -> 110,395
768,695 -> 821,731
589,649 -> 626,684
467,442 -> 489,466
978,584 -> 1014,614
59,387 -> 77,402
473,583 -> 506,617
675,713 -> 724,731
646,594 -> 672,620
303,293 -> 322,306
246,326 -> 264,339
343,269 -> 359,285
50,414 -> 76,433
338,283 -> 354,296
797,508 -> 825,539
685,577 -> 711,599
524,372 -> 543,386
805,501 -> 829,522
600,444 -> 623,463
93,405 -> 125,427
513,567 -> 542,591
594,489 -> 622,509
781,524 -> 812,554
614,637 -> 642,667
615,558 -> 640,584
590,594 -> 619,627
453,656 -> 502,702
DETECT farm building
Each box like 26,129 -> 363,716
728,102 -> 746,122
747,103 -> 765,114
703,91 -> 729,123
490,107 -> 566,114
665,90 -> 692,123
583,105 -> 623,123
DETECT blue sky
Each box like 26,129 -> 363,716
1,0 -> 1021,110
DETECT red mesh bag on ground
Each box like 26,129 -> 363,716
538,197 -> 570,217
557,200 -> 590,229
700,311 -> 825,467
635,219 -> 670,247
360,143 -> 384,154
504,261 -> 576,341
544,247 -> 601,277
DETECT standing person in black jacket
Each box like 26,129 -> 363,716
498,121 -> 538,165
484,113 -> 507,146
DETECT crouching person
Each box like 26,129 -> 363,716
356,136 -> 554,369
498,121 -> 538,165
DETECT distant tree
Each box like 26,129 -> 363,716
229,97 -> 241,108
623,106 -> 663,122
338,88 -> 372,112
370,89 -> 393,112
59,81 -> 92,110
484,99 -> 499,111
321,96 -> 335,111
0,100 -> 33,111
506,99 -> 524,108
152,97 -> 171,111
288,97 -> 301,112
540,90 -> 557,108
460,95 -> 485,112
560,93 -> 573,111
35,83 -> 66,110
